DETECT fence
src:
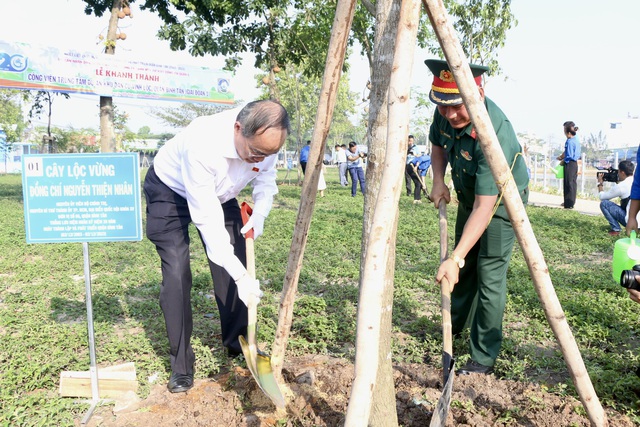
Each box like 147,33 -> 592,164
528,153 -> 615,199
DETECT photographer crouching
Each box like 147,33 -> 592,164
597,160 -> 634,236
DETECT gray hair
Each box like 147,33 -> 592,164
236,100 -> 291,138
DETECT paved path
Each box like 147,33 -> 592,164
528,190 -> 601,216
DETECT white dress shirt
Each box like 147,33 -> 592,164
153,107 -> 279,280
598,175 -> 633,201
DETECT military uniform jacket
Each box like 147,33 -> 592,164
429,97 -> 529,219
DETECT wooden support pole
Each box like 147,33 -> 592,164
422,1 -> 607,425
270,0 -> 358,379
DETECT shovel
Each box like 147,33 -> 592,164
239,202 -> 286,409
429,200 -> 455,427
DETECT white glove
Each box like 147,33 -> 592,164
240,212 -> 265,239
235,274 -> 263,305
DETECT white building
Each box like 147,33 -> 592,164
605,115 -> 640,151
0,142 -> 39,173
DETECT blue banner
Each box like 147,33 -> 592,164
22,153 -> 142,243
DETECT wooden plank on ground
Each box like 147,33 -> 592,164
59,362 -> 138,398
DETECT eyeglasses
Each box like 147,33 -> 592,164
247,144 -> 270,158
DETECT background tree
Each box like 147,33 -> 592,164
112,104 -> 137,150
582,131 -> 609,162
440,0 -> 516,74
28,91 -> 70,153
258,64 -> 358,155
409,87 -> 434,149
137,125 -> 151,137
0,89 -> 27,143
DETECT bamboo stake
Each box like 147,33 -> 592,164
422,1 -> 607,425
270,0 -> 357,379
344,0 -> 421,424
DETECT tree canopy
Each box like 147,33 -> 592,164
257,64 -> 358,152
81,0 -> 515,79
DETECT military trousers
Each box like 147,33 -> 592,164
451,204 -> 515,367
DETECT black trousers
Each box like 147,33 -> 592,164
563,160 -> 578,208
407,166 -> 424,200
405,164 -> 413,195
143,166 -> 247,375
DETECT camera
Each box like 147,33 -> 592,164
597,167 -> 619,183
620,265 -> 640,290
359,152 -> 367,158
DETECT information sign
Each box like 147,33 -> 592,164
21,153 -> 142,243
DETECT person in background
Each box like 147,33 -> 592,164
624,148 -> 640,304
335,144 -> 348,186
405,134 -> 419,196
409,151 -> 432,204
299,140 -> 311,175
597,160 -> 634,236
426,58 -> 529,376
557,121 -> 581,209
341,144 -> 350,185
346,141 -> 366,197
317,163 -> 327,197
143,100 -> 290,393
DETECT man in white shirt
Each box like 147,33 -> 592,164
143,100 -> 290,393
598,160 -> 634,236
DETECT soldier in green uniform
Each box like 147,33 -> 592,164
426,59 -> 529,375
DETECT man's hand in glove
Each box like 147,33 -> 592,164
240,212 -> 265,239
235,274 -> 263,305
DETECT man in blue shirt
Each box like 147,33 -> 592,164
299,140 -> 311,175
557,121 -> 581,209
408,151 -> 431,203
624,149 -> 640,304
405,135 -> 419,196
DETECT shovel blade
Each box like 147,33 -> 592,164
255,352 -> 286,408
239,335 -> 286,409
429,357 -> 455,427
442,351 -> 453,385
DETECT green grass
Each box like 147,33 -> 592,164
1,168 -> 639,425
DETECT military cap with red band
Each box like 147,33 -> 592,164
425,59 -> 489,106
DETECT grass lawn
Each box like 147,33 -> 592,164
0,167 -> 638,425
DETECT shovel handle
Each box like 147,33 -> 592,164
438,201 -> 453,361
240,202 -> 257,346
240,202 -> 256,279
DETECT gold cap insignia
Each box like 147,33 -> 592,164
439,70 -> 455,83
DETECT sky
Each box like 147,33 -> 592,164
1,0 -> 639,146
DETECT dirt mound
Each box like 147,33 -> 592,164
86,354 -> 634,426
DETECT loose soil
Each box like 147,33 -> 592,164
85,354 -> 635,426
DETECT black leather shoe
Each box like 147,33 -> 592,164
456,360 -> 494,376
227,347 -> 242,359
167,372 -> 194,393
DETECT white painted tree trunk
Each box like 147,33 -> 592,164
344,0 -> 421,424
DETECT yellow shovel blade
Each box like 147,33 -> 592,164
239,335 -> 285,409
